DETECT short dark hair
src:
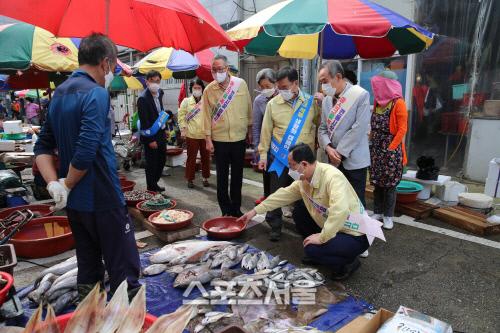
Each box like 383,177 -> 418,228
276,66 -> 298,82
289,143 -> 316,164
320,60 -> 345,78
146,70 -> 162,81
78,33 -> 117,66
26,97 -> 33,103
189,78 -> 205,93
213,54 -> 228,65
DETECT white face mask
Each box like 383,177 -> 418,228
261,88 -> 276,98
288,167 -> 303,181
321,83 -> 336,97
148,83 -> 160,94
192,89 -> 202,98
104,69 -> 114,89
279,89 -> 294,101
214,71 -> 227,83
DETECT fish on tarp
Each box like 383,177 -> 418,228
143,264 -> 167,276
256,252 -> 270,271
28,273 -> 57,304
47,287 -> 74,304
173,263 -> 222,288
46,276 -> 77,299
149,240 -> 231,265
36,256 -> 77,282
220,254 -> 244,269
52,290 -> 78,315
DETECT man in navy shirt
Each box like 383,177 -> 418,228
34,33 -> 141,299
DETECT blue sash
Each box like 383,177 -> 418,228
268,94 -> 313,176
140,111 -> 170,137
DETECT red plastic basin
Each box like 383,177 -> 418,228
10,216 -> 74,258
120,180 -> 136,192
0,271 -> 14,306
0,204 -> 53,219
148,209 -> 193,231
124,190 -> 157,207
202,217 -> 247,240
396,192 -> 419,204
55,312 -> 157,331
136,199 -> 177,218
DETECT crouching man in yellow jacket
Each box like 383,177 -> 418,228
238,143 -> 380,280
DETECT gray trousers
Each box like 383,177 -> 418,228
373,185 -> 397,217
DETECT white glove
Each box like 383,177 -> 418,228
47,179 -> 70,211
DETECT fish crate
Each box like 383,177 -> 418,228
128,207 -> 200,244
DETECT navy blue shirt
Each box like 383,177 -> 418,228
34,70 -> 124,212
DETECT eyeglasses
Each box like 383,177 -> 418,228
211,67 -> 227,74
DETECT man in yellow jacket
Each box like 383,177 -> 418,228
202,54 -> 252,217
258,66 -> 320,241
238,143 -> 371,280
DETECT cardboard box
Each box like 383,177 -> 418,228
337,309 -> 395,333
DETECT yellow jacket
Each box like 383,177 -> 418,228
178,96 -> 205,139
255,162 -> 363,243
202,78 -> 253,142
258,91 -> 320,161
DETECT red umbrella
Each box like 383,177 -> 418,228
0,0 -> 236,53
194,49 -> 215,82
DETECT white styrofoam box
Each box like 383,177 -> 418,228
484,158 -> 500,198
0,140 -> 16,151
3,120 -> 22,134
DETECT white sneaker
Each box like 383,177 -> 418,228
383,217 -> 394,230
359,250 -> 369,258
371,213 -> 383,221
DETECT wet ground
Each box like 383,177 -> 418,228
13,163 -> 500,333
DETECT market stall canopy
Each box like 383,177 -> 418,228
109,75 -> 146,91
0,22 -> 78,73
133,47 -> 215,81
0,0 -> 237,53
227,0 -> 434,59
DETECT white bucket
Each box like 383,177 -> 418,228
436,181 -> 468,202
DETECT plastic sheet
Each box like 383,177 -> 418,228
13,243 -> 373,331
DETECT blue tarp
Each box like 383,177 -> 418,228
12,244 -> 372,331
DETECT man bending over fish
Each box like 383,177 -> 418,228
238,143 -> 383,280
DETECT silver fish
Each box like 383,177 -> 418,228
201,312 -> 234,326
241,253 -> 254,270
221,246 -> 238,261
28,273 -> 57,304
150,240 -> 231,264
143,264 -> 167,276
37,256 -> 77,280
174,263 -> 222,288
210,254 -> 228,268
47,287 -> 74,304
220,254 -> 243,269
256,252 -> 270,271
50,267 -> 78,290
268,255 -> 281,269
46,276 -> 77,298
52,290 -> 78,314
237,244 -> 249,256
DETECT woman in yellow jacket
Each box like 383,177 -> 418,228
178,79 -> 210,188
